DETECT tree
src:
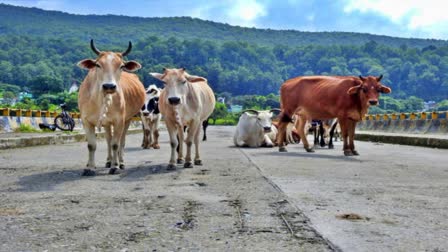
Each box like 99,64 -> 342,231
209,102 -> 228,124
2,91 -> 15,105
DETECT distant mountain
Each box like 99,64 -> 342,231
1,3 -> 448,103
1,3 -> 447,48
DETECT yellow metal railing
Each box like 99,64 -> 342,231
0,108 -> 141,120
363,111 -> 447,121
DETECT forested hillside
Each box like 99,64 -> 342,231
1,4 -> 448,112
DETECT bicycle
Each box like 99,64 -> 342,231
54,103 -> 75,131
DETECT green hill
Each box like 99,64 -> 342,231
1,3 -> 447,48
1,3 -> 448,106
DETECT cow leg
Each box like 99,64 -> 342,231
319,123 -> 326,147
143,128 -> 150,149
104,125 -> 112,168
348,120 -> 359,155
82,123 -> 97,176
118,120 -> 131,170
176,126 -> 185,164
328,121 -> 338,149
202,120 -> 208,141
108,121 -> 124,174
193,123 -> 203,165
277,121 -> 289,152
166,121 -> 178,170
147,123 -> 153,149
339,119 -> 352,156
184,121 -> 200,168
152,125 -> 160,149
141,117 -> 149,148
297,116 -> 314,152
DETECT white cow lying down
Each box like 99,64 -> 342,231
234,109 -> 280,147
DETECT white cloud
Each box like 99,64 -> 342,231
225,0 -> 267,26
344,0 -> 448,31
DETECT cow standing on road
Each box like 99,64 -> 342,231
150,68 -> 216,170
77,40 -> 145,175
141,84 -> 162,149
277,75 -> 391,156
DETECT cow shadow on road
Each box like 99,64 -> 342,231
253,149 -> 363,162
9,163 -> 178,192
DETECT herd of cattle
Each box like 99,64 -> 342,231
76,40 -> 391,176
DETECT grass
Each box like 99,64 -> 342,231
13,124 -> 41,133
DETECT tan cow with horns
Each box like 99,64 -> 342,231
77,40 -> 145,176
150,68 -> 215,170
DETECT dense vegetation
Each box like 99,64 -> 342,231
1,4 -> 448,113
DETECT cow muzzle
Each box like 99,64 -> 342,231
263,126 -> 272,133
102,83 -> 117,93
168,97 -> 181,105
369,100 -> 378,106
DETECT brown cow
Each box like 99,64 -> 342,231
277,75 -> 391,156
150,68 -> 215,170
77,40 -> 145,175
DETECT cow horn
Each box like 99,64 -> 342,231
243,109 -> 259,115
90,39 -> 101,55
269,108 -> 281,113
122,41 -> 132,57
359,75 -> 366,81
377,74 -> 383,81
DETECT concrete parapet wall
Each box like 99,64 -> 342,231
357,118 -> 448,134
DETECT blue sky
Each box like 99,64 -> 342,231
1,0 -> 447,40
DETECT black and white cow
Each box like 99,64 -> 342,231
141,84 -> 162,149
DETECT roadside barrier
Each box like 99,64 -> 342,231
0,108 -> 141,133
358,111 -> 448,134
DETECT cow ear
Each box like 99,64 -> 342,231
123,61 -> 141,72
150,72 -> 164,81
186,75 -> 207,83
347,85 -> 361,95
380,85 -> 391,94
77,59 -> 96,70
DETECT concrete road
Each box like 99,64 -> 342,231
0,126 -> 447,251
239,128 -> 448,252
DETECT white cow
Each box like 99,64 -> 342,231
140,84 -> 162,149
234,109 -> 280,148
150,68 -> 216,170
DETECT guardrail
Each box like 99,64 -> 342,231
358,111 -> 448,134
0,108 -> 141,121
0,107 -> 142,133
362,111 -> 448,121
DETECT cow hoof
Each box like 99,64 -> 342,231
352,150 -> 360,156
305,147 -> 315,153
119,164 -> 125,169
184,162 -> 193,168
105,161 -> 111,168
328,144 -> 334,149
177,159 -> 184,164
194,160 -> 202,166
82,169 -> 96,176
152,144 -> 160,149
279,147 -> 288,152
344,150 -> 353,156
109,168 -> 120,175
167,164 -> 177,171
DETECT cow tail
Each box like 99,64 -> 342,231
97,93 -> 113,131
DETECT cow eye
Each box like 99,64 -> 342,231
181,80 -> 187,85
120,64 -> 125,69
362,87 -> 368,93
95,63 -> 101,68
